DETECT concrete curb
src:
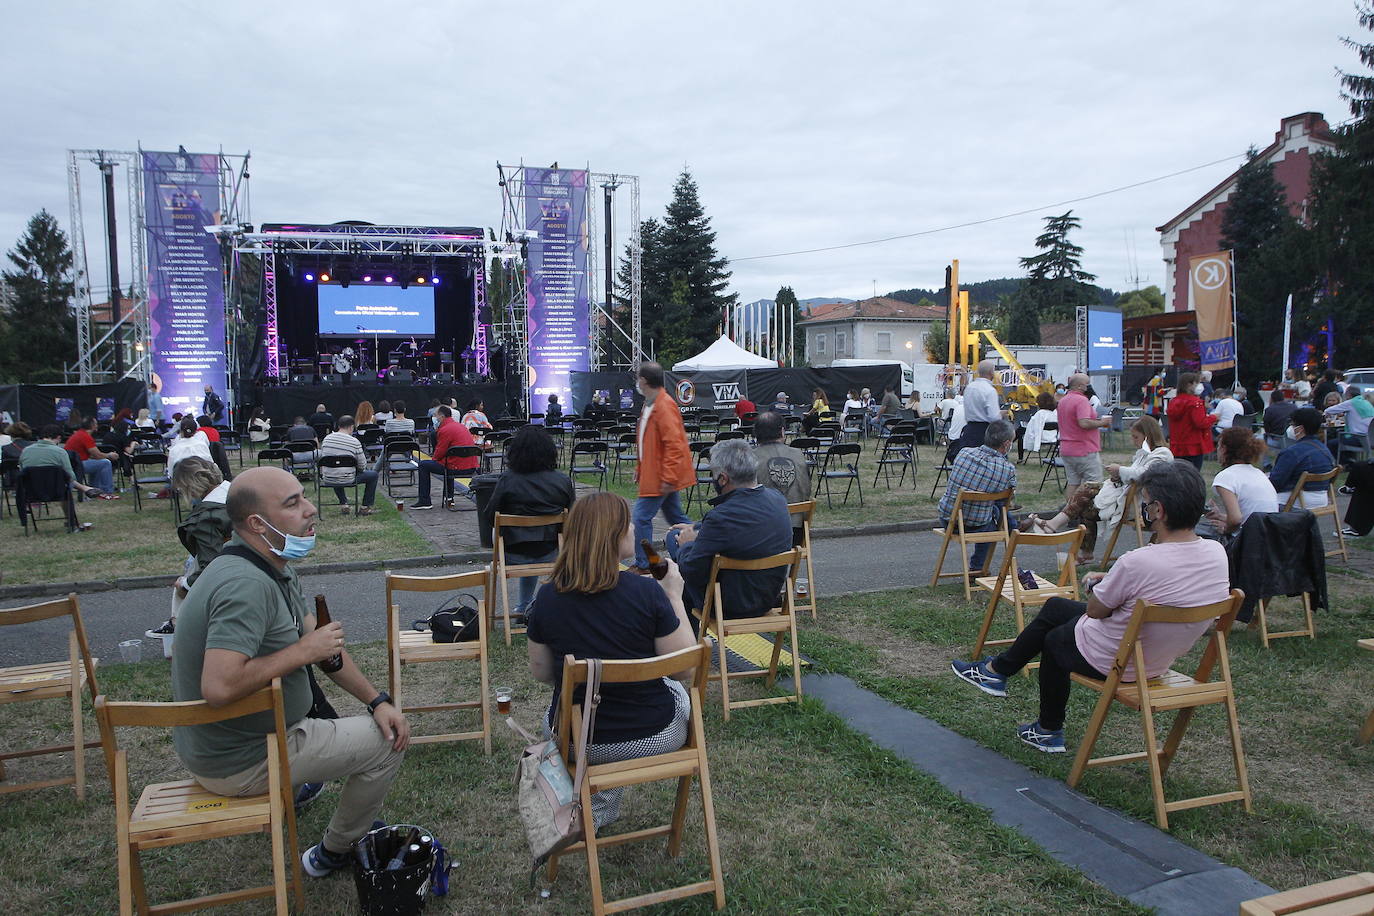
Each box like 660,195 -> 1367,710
0,517 -> 944,600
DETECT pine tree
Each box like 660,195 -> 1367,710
1008,211 -> 1098,344
1310,1 -> 1374,369
1220,149 -> 1312,380
0,210 -> 78,383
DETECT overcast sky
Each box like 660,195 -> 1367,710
0,2 -> 1360,305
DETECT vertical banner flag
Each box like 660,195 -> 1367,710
1189,250 -> 1235,371
143,151 -> 227,416
524,168 -> 591,411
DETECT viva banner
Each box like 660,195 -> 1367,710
524,168 -> 591,411
143,151 -> 227,417
1189,250 -> 1235,371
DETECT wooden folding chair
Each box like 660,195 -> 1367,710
1240,872 -> 1374,916
971,526 -> 1085,663
787,500 -> 819,620
0,594 -> 101,799
693,549 -> 803,721
929,488 -> 1013,600
1098,480 -> 1147,569
1358,639 -> 1374,746
1282,467 -> 1346,562
492,511 -> 566,645
1067,589 -> 1251,830
95,678 -> 304,916
546,642 -> 725,915
386,567 -> 492,753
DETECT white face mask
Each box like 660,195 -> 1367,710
1192,384 -> 1204,395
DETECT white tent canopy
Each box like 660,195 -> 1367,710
671,336 -> 776,372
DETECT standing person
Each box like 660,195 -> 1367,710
480,425 -> 576,618
147,381 -> 164,425
1057,373 -> 1110,504
171,466 -> 409,877
64,415 -> 119,496
1167,371 -> 1217,470
631,362 -> 695,572
752,411 -> 813,595
320,416 -> 379,515
412,405 -> 478,510
201,384 -> 224,424
959,360 -> 1003,452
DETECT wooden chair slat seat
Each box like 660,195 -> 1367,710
1240,872 -> 1374,916
929,488 -> 1013,600
972,526 -> 1084,663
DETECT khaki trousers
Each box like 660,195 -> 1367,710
195,715 -> 405,853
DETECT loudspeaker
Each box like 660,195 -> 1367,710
461,372 -> 482,385
291,374 -> 314,386
322,373 -> 345,386
432,372 -> 454,385
387,368 -> 414,384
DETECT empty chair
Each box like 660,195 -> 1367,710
568,441 -> 608,491
872,432 -> 917,489
815,442 -> 863,508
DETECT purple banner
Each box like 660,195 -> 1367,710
524,167 -> 590,411
143,151 -> 227,419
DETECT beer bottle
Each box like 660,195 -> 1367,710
313,595 -> 344,673
385,827 -> 422,870
640,539 -> 669,580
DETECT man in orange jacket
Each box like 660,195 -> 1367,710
632,362 -> 696,571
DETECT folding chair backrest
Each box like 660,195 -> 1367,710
1002,527 -> 1085,591
700,548 -> 801,622
1282,466 -> 1340,510
316,455 -> 356,470
18,465 -> 70,502
494,510 -> 566,543
1105,590 -> 1244,685
444,445 -> 483,461
947,488 -> 1013,537
285,441 -> 315,454
556,643 -> 710,759
0,594 -> 98,697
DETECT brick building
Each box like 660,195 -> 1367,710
1156,112 -> 1335,312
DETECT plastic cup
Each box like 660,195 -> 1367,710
495,686 -> 513,715
395,499 -> 405,512
119,639 -> 142,663
1055,551 -> 1069,572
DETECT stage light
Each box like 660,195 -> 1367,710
304,273 -> 314,281
432,276 -> 440,285
384,275 -> 394,283
363,275 -> 372,282
320,273 -> 330,282
417,277 -> 426,284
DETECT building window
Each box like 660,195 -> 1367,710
815,333 -> 827,355
836,331 -> 847,357
876,331 -> 892,354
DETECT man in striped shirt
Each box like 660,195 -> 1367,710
320,416 -> 378,515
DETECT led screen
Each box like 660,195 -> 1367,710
318,284 -> 436,337
1086,308 -> 1124,371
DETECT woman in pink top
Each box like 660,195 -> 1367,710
950,461 -> 1230,753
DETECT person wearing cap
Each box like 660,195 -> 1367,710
771,392 -> 792,415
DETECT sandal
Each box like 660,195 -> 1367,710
95,492 -> 117,501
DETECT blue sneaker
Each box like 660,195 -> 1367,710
1016,720 -> 1066,753
293,781 -> 325,812
301,842 -> 351,877
950,658 -> 1008,697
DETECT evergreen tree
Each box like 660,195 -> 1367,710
1007,211 -> 1098,344
1220,149 -> 1312,380
1310,1 -> 1374,369
775,285 -> 800,364
0,210 -> 78,383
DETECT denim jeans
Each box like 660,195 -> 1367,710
417,459 -> 472,505
510,547 -> 558,611
632,489 -> 691,567
941,516 -> 1015,571
330,469 -> 379,507
81,458 -> 114,493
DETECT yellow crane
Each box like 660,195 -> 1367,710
944,259 -> 1054,407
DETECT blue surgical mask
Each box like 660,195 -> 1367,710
1140,500 -> 1154,526
255,516 -> 316,559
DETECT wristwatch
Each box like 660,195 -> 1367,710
366,691 -> 392,714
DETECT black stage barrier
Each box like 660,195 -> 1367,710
253,383 -> 509,424
4,379 -> 148,426
744,365 -> 900,412
569,371 -> 638,415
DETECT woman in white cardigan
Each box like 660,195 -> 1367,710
1022,415 -> 1173,563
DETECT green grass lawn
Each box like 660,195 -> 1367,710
798,571 -> 1374,893
0,487 -> 431,586
0,636 -> 1144,914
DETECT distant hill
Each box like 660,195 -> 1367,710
887,279 -> 1120,309
739,296 -> 857,316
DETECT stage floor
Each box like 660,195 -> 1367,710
252,382 -> 510,422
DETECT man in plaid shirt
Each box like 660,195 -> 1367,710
939,419 -> 1018,571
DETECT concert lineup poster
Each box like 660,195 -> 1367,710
143,151 -> 228,417
54,398 -> 74,422
524,167 -> 591,412
96,398 -> 115,421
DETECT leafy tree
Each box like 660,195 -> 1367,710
924,318 -> 949,364
1310,1 -> 1374,369
1220,148 -> 1313,381
1117,285 -> 1165,318
1007,211 -> 1100,343
0,210 -> 78,383
775,285 -> 801,364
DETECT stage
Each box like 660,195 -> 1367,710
253,382 -> 510,423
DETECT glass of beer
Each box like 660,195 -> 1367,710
494,686 -> 513,715
395,499 -> 405,513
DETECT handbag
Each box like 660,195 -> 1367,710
411,593 -> 481,643
509,658 -> 603,883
